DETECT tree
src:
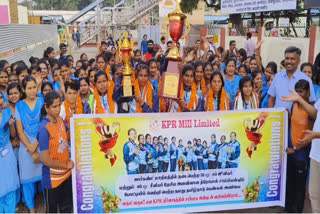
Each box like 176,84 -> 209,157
180,0 -> 199,14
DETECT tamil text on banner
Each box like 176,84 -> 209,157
71,109 -> 287,213
221,0 -> 297,14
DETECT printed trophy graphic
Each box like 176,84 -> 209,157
178,157 -> 185,171
161,0 -> 190,99
93,118 -> 121,166
243,113 -> 268,158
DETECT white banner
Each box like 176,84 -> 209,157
221,0 -> 297,15
159,0 -> 178,18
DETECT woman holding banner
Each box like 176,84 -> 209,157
38,91 -> 74,213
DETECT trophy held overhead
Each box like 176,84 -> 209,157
161,0 -> 191,99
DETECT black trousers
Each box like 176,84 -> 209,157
139,164 -> 147,174
208,160 -> 217,169
285,155 -> 309,213
163,162 -> 169,172
147,163 -> 153,173
46,176 -> 73,213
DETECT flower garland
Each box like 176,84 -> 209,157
134,79 -> 153,113
101,186 -> 121,213
200,77 -> 207,96
158,78 -> 167,112
93,85 -> 115,114
243,177 -> 261,202
178,83 -> 198,112
105,68 -> 112,81
64,96 -> 83,125
205,86 -> 229,111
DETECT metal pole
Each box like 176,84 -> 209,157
96,0 -> 101,41
112,0 -> 115,39
149,12 -> 151,39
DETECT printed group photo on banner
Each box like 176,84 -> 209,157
71,109 -> 287,213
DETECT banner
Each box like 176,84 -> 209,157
71,109 -> 288,213
159,0 -> 178,18
221,0 -> 297,14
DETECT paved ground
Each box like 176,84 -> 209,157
72,46 -> 97,62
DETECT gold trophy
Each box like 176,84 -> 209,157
118,32 -> 134,97
243,117 -> 266,133
243,113 -> 268,158
161,0 -> 190,99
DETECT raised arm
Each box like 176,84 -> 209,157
255,41 -> 263,72
280,89 -> 317,119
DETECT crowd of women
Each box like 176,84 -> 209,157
0,33 -> 320,213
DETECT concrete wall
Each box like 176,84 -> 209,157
0,0 -> 9,4
0,0 -> 28,24
185,1 -> 205,25
223,27 -> 320,67
18,5 -> 28,24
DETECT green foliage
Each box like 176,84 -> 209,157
101,186 -> 121,213
27,0 -> 78,10
180,0 -> 199,14
242,177 -> 261,203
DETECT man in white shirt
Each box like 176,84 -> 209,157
160,36 -> 166,52
245,32 -> 256,57
207,35 -> 216,54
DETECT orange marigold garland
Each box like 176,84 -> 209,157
200,77 -> 207,96
105,68 -> 112,81
64,96 -> 83,125
158,77 -> 167,112
205,86 -> 229,111
134,79 -> 153,113
178,83 -> 198,112
93,84 -> 115,114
